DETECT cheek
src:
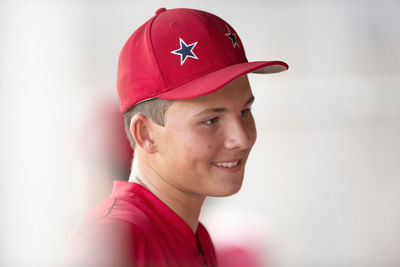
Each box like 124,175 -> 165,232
245,115 -> 257,145
251,121 -> 257,144
181,129 -> 222,158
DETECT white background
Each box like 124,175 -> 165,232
1,0 -> 399,266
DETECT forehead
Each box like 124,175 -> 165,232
168,75 -> 252,112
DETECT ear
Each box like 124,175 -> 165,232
129,114 -> 158,153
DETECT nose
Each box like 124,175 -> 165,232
224,118 -> 256,150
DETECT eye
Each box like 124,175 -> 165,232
240,107 -> 252,116
202,117 -> 219,125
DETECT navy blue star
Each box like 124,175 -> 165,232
225,25 -> 240,48
171,38 -> 198,65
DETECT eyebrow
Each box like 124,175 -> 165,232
194,95 -> 255,117
244,95 -> 255,107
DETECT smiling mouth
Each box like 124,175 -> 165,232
211,160 -> 240,168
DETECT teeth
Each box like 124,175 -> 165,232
213,160 -> 239,168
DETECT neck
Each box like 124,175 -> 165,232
129,155 -> 205,233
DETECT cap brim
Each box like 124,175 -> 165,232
156,60 -> 288,100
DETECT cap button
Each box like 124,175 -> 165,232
155,8 -> 166,15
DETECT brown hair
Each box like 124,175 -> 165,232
124,98 -> 172,149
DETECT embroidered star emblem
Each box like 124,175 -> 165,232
170,38 -> 198,65
225,25 -> 240,48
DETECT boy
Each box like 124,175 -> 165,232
64,7 -> 288,267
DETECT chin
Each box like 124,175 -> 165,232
208,179 -> 244,197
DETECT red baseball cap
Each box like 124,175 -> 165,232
117,7 -> 288,113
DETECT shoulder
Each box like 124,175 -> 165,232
62,195 -> 155,267
63,218 -> 149,267
79,189 -> 156,231
69,191 -> 158,244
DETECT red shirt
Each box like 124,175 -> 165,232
63,181 -> 217,267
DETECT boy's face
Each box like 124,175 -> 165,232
151,75 -> 256,198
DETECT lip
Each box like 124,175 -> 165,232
211,159 -> 243,173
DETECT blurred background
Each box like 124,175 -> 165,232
1,0 -> 399,266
